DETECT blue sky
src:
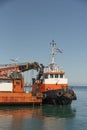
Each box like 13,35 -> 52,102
0,0 -> 87,86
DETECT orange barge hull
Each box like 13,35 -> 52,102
0,92 -> 42,105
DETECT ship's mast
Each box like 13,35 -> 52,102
50,40 -> 56,69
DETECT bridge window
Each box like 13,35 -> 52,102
60,74 -> 63,78
55,74 -> 58,78
50,74 -> 53,78
45,74 -> 48,79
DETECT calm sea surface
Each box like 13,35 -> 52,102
0,86 -> 87,130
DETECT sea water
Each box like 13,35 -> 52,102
0,86 -> 87,130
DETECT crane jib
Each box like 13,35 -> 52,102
19,62 -> 40,72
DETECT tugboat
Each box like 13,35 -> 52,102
32,40 -> 77,105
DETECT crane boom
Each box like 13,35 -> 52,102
0,62 -> 40,79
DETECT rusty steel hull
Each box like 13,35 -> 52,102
0,92 -> 42,105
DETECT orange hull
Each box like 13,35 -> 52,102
0,92 -> 42,105
39,84 -> 68,92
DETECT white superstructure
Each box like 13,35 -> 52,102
39,40 -> 68,92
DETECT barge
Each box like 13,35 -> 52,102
0,62 -> 42,105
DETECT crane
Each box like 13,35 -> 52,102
0,62 -> 41,79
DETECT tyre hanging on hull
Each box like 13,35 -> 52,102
42,88 -> 77,105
